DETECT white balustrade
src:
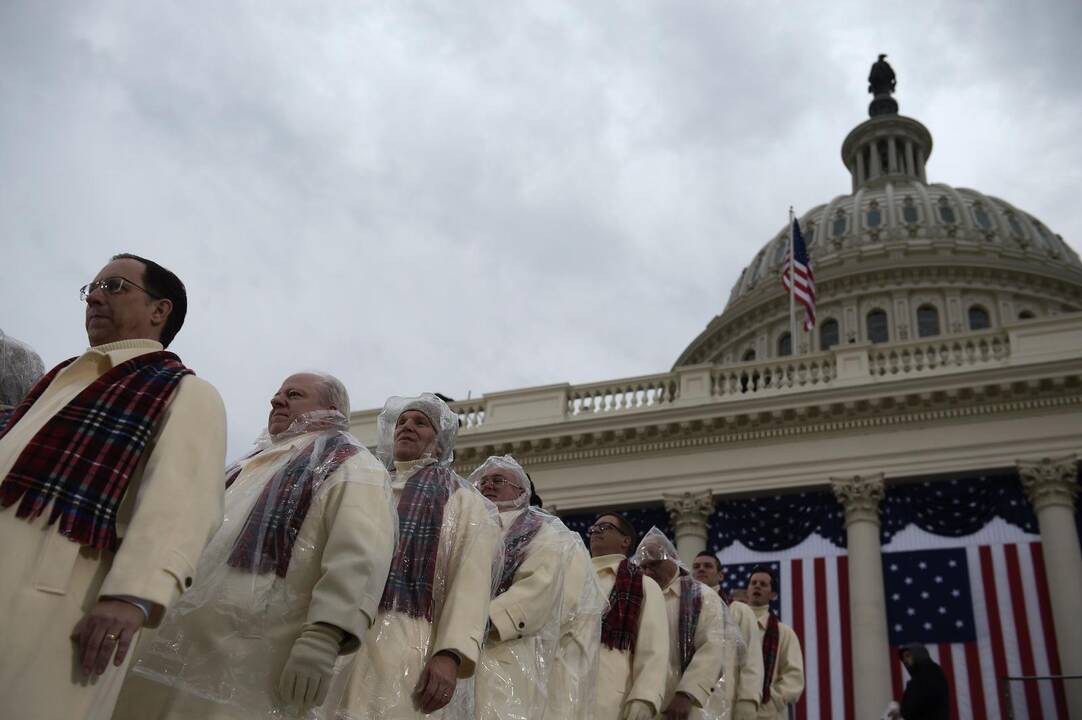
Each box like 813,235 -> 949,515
712,355 -> 836,397
567,375 -> 678,416
868,330 -> 1010,376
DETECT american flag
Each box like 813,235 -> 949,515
717,535 -> 1063,719
781,217 -> 816,331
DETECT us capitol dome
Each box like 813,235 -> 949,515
676,62 -> 1082,368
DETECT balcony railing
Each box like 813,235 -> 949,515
869,329 -> 1009,376
348,314 -> 1080,441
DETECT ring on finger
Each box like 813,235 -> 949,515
105,633 -> 118,642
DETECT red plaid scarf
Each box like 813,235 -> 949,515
378,464 -> 455,622
761,611 -> 781,703
0,351 -> 190,551
495,509 -> 545,596
600,558 -> 645,653
678,575 -> 704,673
226,431 -> 360,578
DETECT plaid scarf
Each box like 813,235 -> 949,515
761,611 -> 781,703
0,351 -> 190,551
678,575 -> 704,673
600,558 -> 645,653
378,464 -> 454,622
495,509 -> 545,596
227,431 -> 360,578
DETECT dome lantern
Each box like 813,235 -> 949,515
841,56 -> 932,192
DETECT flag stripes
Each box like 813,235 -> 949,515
781,217 -> 817,331
720,538 -> 1064,720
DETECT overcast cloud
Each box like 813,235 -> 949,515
2,0 -> 1080,457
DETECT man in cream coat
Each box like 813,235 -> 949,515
114,372 -> 396,719
0,255 -> 226,720
338,394 -> 500,720
633,530 -> 726,720
589,512 -> 668,720
733,568 -> 803,720
470,455 -> 578,720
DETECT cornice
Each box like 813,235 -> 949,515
453,369 -> 1082,474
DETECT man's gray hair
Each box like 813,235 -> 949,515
316,373 -> 350,418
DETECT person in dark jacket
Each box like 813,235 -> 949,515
898,643 -> 950,720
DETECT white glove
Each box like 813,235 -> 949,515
733,699 -> 758,720
278,623 -> 343,710
621,699 -> 656,720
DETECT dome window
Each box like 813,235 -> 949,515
973,204 -> 993,230
777,332 -> 792,357
916,305 -> 941,337
774,237 -> 788,263
819,319 -> 840,351
742,348 -> 757,362
902,198 -> 919,224
833,211 -> 848,238
968,306 -> 991,331
866,309 -> 889,343
937,198 -> 956,224
1018,310 -> 1036,320
866,202 -> 882,228
1006,212 -> 1025,238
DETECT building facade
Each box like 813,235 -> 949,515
350,74 -> 1082,720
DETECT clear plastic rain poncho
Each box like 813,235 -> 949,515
0,328 -> 44,408
336,394 -> 503,720
127,410 -> 397,720
697,594 -> 749,720
542,528 -> 606,720
631,528 -> 734,720
467,456 -> 586,720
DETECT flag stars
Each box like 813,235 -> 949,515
934,576 -> 943,584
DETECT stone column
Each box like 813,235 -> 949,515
832,474 -> 892,720
663,490 -> 714,566
1019,455 -> 1082,720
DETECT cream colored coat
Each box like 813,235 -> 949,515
0,340 -> 226,720
113,431 -> 396,720
475,509 -> 568,720
718,601 -> 764,717
740,605 -> 804,720
545,541 -> 603,720
592,554 -> 669,720
337,458 -> 500,720
658,577 -> 726,719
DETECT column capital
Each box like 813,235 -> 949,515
831,473 -> 886,526
663,490 -> 714,535
1018,455 -> 1080,512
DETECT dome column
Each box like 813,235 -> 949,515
664,490 -> 714,566
1019,455 -> 1082,719
832,474 -> 892,720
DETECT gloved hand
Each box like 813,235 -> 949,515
278,623 -> 343,711
620,699 -> 656,720
733,699 -> 758,720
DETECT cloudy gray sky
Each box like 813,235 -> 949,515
3,1 -> 1080,456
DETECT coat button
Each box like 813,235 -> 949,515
518,622 -> 525,629
185,577 -> 193,588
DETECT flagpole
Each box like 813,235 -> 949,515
789,206 -> 797,356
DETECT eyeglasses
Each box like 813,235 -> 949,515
587,521 -> 628,536
80,277 -> 160,302
477,476 -> 517,489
